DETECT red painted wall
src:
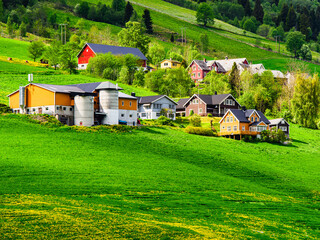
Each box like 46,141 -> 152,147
189,62 -> 209,81
78,45 -> 95,64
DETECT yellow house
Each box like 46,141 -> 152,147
160,59 -> 182,69
7,82 -> 139,126
219,109 -> 270,140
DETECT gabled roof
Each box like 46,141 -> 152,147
137,95 -> 178,105
176,98 -> 189,110
249,121 -> 268,126
77,43 -> 147,60
95,81 -> 123,90
270,70 -> 285,79
269,118 -> 289,126
229,109 -> 250,123
118,92 -> 137,99
189,60 -> 211,71
161,59 -> 181,64
256,110 -> 270,124
220,109 -> 270,124
33,83 -> 87,94
214,58 -> 248,72
184,94 -> 239,107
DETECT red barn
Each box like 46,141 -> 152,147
77,43 -> 148,70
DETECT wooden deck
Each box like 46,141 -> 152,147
218,130 -> 259,137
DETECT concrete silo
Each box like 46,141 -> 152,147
74,95 -> 94,126
96,82 -> 123,125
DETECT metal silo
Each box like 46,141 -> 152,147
96,82 -> 123,125
74,95 -> 94,126
19,86 -> 25,113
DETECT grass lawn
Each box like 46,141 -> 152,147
0,114 -> 319,239
0,37 -> 32,60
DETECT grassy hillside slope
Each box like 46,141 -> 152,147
0,114 -> 319,239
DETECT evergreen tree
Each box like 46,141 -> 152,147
229,62 -> 241,97
6,16 -> 14,38
18,21 -> 27,38
285,6 -> 296,32
278,3 -> 289,26
315,6 -> 320,37
75,1 -> 89,18
200,33 -> 209,53
300,13 -> 310,41
87,6 -> 97,21
112,0 -> 126,12
0,0 -> 3,21
273,0 -> 279,6
170,34 -> 174,43
244,0 -> 251,16
124,1 -> 133,23
253,0 -> 264,23
142,9 -> 153,34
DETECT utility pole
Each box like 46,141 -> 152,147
181,27 -> 187,45
59,24 -> 68,44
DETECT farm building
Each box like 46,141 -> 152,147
8,81 -> 138,127
77,43 -> 148,70
182,93 -> 241,117
160,59 -> 182,69
219,109 -> 270,140
269,118 -> 290,138
137,95 -> 177,120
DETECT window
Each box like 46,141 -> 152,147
233,126 -> 237,131
129,101 -> 132,107
27,109 -> 30,113
57,107 -> 59,110
164,63 -> 168,66
122,101 -> 124,106
193,74 -> 195,77
250,127 -> 257,132
193,65 -> 196,70
226,117 -> 229,123
204,72 -> 207,77
251,117 -> 253,122
280,126 -> 287,132
46,107 -> 49,110
227,126 -> 231,132
257,126 -> 267,132
230,116 -> 233,122
189,109 -> 193,114
129,114 -> 132,118
156,113 -> 161,117
199,108 -> 202,113
198,73 -> 200,77
63,107 -> 66,111
142,113 -> 146,117
255,117 -> 258,122
173,63 -> 177,66
70,107 -> 73,111
196,99 -> 199,104
222,126 -> 225,130
242,126 -> 245,131
121,114 -> 124,117
32,108 -> 35,112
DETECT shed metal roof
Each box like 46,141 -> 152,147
82,43 -> 147,60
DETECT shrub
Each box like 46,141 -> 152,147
190,114 -> 201,127
189,110 -> 194,116
157,116 -> 174,126
207,113 -> 212,117
0,104 -> 11,113
185,126 -> 216,136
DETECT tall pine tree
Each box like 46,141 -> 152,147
244,0 -> 251,16
300,13 -> 310,41
285,6 -> 296,31
142,9 -> 153,34
253,0 -> 264,23
229,62 -> 241,98
124,1 -> 133,23
278,3 -> 289,26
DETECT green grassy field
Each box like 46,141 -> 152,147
0,114 -> 319,239
0,37 -> 32,60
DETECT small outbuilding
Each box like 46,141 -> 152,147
269,118 -> 290,138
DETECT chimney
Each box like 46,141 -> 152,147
203,58 -> 206,62
131,92 -> 136,97
214,91 -> 217,95
225,56 -> 228,60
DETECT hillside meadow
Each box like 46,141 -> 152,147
0,114 -> 319,239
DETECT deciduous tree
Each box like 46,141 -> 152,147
28,41 -> 45,62
196,3 -> 214,27
286,31 -> 305,58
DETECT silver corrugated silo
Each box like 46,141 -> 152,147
74,95 -> 94,126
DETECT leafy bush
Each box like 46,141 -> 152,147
207,113 -> 212,117
261,128 -> 287,143
157,116 -> 174,126
0,104 -> 11,113
189,110 -> 194,116
189,114 -> 201,127
185,126 -> 216,136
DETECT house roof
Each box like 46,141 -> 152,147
192,60 -> 211,71
176,98 -> 189,110
249,121 -> 267,126
256,110 -> 270,124
185,94 -> 238,107
269,118 -> 289,126
137,95 -> 177,105
118,92 -> 137,99
270,70 -> 285,79
161,59 -> 181,64
214,58 -> 248,72
78,43 -> 148,60
7,81 -> 122,97
229,109 -> 250,123
221,109 -> 270,124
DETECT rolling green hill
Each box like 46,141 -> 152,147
0,114 -> 319,239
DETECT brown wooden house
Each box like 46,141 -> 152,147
183,93 -> 241,117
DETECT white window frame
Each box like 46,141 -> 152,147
227,126 -> 231,132
233,126 -> 237,131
